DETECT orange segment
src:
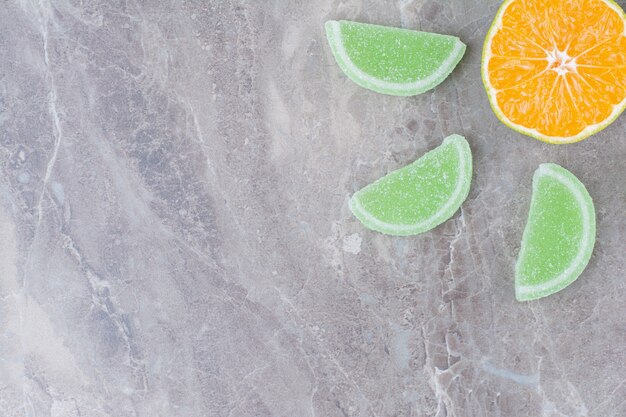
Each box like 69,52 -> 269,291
490,26 -> 547,58
488,57 -> 547,90
576,35 -> 626,66
482,0 -> 626,143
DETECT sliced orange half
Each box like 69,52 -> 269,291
482,0 -> 626,144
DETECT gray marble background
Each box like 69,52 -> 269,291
0,1 -> 625,416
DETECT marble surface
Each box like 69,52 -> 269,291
1,1 -> 625,416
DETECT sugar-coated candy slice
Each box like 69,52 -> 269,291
515,163 -> 596,301
349,135 -> 472,236
325,20 -> 466,96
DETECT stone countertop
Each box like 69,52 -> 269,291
1,1 -> 625,416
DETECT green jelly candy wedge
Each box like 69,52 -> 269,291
325,20 -> 466,96
515,164 -> 596,302
349,135 -> 472,236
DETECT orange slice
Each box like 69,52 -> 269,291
482,0 -> 626,144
